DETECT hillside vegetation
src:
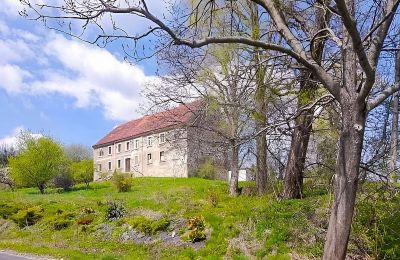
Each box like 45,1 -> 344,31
0,178 -> 398,259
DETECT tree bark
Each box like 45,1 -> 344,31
250,2 -> 268,195
389,51 -> 400,180
282,102 -> 313,198
229,141 -> 239,196
324,4 -> 365,256
282,1 -> 329,199
323,102 -> 366,259
256,121 -> 267,194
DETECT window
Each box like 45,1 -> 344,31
147,136 -> 153,146
147,153 -> 152,164
108,161 -> 112,171
117,143 -> 122,153
99,149 -> 104,157
160,151 -> 165,162
98,164 -> 102,171
134,155 -> 139,165
117,159 -> 121,168
159,133 -> 165,144
134,139 -> 140,149
126,141 -> 130,151
108,146 -> 112,155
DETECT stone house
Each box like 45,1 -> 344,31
92,102 -> 228,180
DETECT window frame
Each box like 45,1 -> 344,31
147,136 -> 153,147
160,151 -> 166,162
126,141 -> 130,151
147,153 -> 152,164
108,161 -> 112,171
159,133 -> 166,144
99,148 -> 104,157
108,146 -> 112,155
117,159 -> 121,169
134,139 -> 140,149
117,143 -> 122,153
134,155 -> 139,166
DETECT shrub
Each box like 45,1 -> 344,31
206,190 -> 219,207
82,207 -> 95,214
126,216 -> 170,234
47,211 -> 75,230
11,206 -> 44,228
0,202 -> 20,219
77,215 -> 94,225
195,160 -> 216,180
181,216 -> 206,243
112,171 -> 133,192
106,200 -> 126,220
53,170 -> 74,192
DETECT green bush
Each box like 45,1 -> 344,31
11,206 -> 44,228
181,216 -> 206,243
195,160 -> 216,180
0,202 -> 20,219
106,200 -> 126,220
206,190 -> 219,207
126,216 -> 170,234
112,171 -> 133,192
47,211 -> 75,230
77,214 -> 94,225
196,160 -> 217,180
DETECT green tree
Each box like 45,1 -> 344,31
9,136 -> 65,194
70,159 -> 94,188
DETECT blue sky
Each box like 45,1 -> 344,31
0,0 -> 164,148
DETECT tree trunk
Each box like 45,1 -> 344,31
229,142 -> 239,196
323,103 -> 366,259
324,4 -> 364,255
38,183 -> 46,194
282,1 -> 330,199
389,51 -> 400,180
256,126 -> 267,194
282,106 -> 313,198
250,2 -> 268,195
389,92 -> 398,175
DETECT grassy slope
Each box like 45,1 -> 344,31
0,178 -> 398,259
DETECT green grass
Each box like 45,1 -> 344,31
0,178 -> 398,259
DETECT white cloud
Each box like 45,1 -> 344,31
0,0 -> 23,17
0,64 -> 31,93
0,126 -> 24,148
0,126 -> 44,149
0,30 -> 155,121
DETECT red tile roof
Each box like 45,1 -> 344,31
93,102 -> 201,148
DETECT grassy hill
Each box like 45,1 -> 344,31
0,178 -> 398,259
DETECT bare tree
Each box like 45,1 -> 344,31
389,51 -> 400,181
21,0 -> 400,258
64,143 -> 92,162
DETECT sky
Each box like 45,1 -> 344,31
0,0 -> 165,148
